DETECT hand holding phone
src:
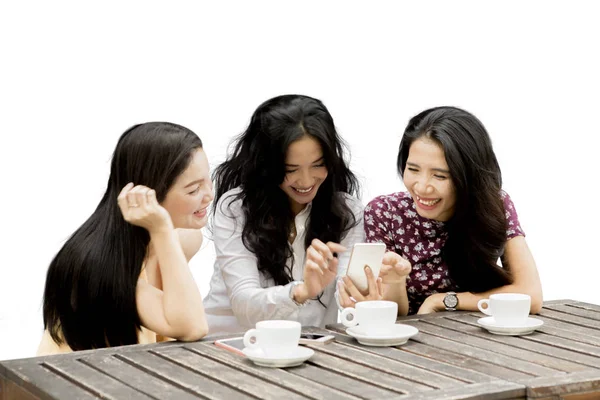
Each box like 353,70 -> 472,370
344,243 -> 386,292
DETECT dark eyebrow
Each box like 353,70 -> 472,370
406,162 -> 450,174
285,157 -> 324,168
183,179 -> 204,188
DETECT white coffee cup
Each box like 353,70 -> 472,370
341,300 -> 398,335
243,320 -> 301,357
477,293 -> 531,326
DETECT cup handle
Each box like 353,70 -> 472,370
477,299 -> 492,316
341,307 -> 358,328
243,328 -> 259,349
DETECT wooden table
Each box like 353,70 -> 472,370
2,299 -> 600,400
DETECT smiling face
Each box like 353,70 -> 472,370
279,135 -> 328,215
161,148 -> 214,229
403,137 -> 456,222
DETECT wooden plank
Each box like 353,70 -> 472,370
400,341 -> 533,381
444,314 -> 597,370
327,332 -> 497,384
422,317 -> 582,372
5,341 -> 185,365
538,309 -> 600,330
118,349 -> 254,400
1,361 -> 98,400
287,364 -> 404,400
1,373 -> 41,400
304,347 -> 433,394
306,341 -> 461,389
520,331 -> 600,358
80,353 -> 199,400
541,299 -> 572,307
400,380 -> 525,400
326,322 -> 528,381
403,321 -> 560,376
450,312 -> 600,348
544,304 -> 600,322
535,320 -> 600,347
42,358 -> 152,399
570,301 -> 600,313
186,342 -> 361,400
522,370 -> 600,398
561,393 -> 600,400
155,346 -> 308,400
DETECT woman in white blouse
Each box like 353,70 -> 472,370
203,94 -> 366,334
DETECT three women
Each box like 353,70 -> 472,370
39,101 -> 542,354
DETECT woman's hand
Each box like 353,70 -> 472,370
338,265 -> 383,308
293,240 -> 346,304
379,251 -> 412,283
117,183 -> 172,233
417,293 -> 445,314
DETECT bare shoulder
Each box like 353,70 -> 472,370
176,228 -> 204,261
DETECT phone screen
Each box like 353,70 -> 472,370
216,337 -> 245,351
300,333 -> 326,340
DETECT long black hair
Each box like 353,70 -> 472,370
213,94 -> 360,286
397,106 -> 512,292
42,122 -> 203,350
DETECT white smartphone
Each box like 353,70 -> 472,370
214,337 -> 246,356
345,243 -> 387,292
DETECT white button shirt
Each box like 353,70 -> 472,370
203,188 -> 365,335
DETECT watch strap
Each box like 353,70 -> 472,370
289,281 -> 309,307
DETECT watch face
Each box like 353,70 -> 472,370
444,294 -> 458,308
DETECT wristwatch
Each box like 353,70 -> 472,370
443,291 -> 459,311
289,281 -> 308,307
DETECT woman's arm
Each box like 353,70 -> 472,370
118,184 -> 207,341
379,252 -> 412,316
213,196 -> 307,327
136,225 -> 208,340
418,236 -> 543,314
362,196 -> 411,315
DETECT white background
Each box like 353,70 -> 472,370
1,1 -> 599,361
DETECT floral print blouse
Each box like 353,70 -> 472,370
364,191 -> 525,314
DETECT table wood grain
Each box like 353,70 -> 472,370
1,299 -> 599,399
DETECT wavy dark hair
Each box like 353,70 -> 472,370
42,122 -> 203,350
397,106 -> 513,293
213,94 -> 360,287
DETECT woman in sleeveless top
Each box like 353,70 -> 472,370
38,122 -> 213,355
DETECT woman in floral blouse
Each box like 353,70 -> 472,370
339,106 -> 542,315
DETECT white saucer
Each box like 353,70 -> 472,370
477,316 -> 544,336
346,324 -> 419,346
242,346 -> 314,368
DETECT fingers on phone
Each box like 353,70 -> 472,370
365,265 -> 379,294
342,275 -> 363,299
338,281 -> 354,308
